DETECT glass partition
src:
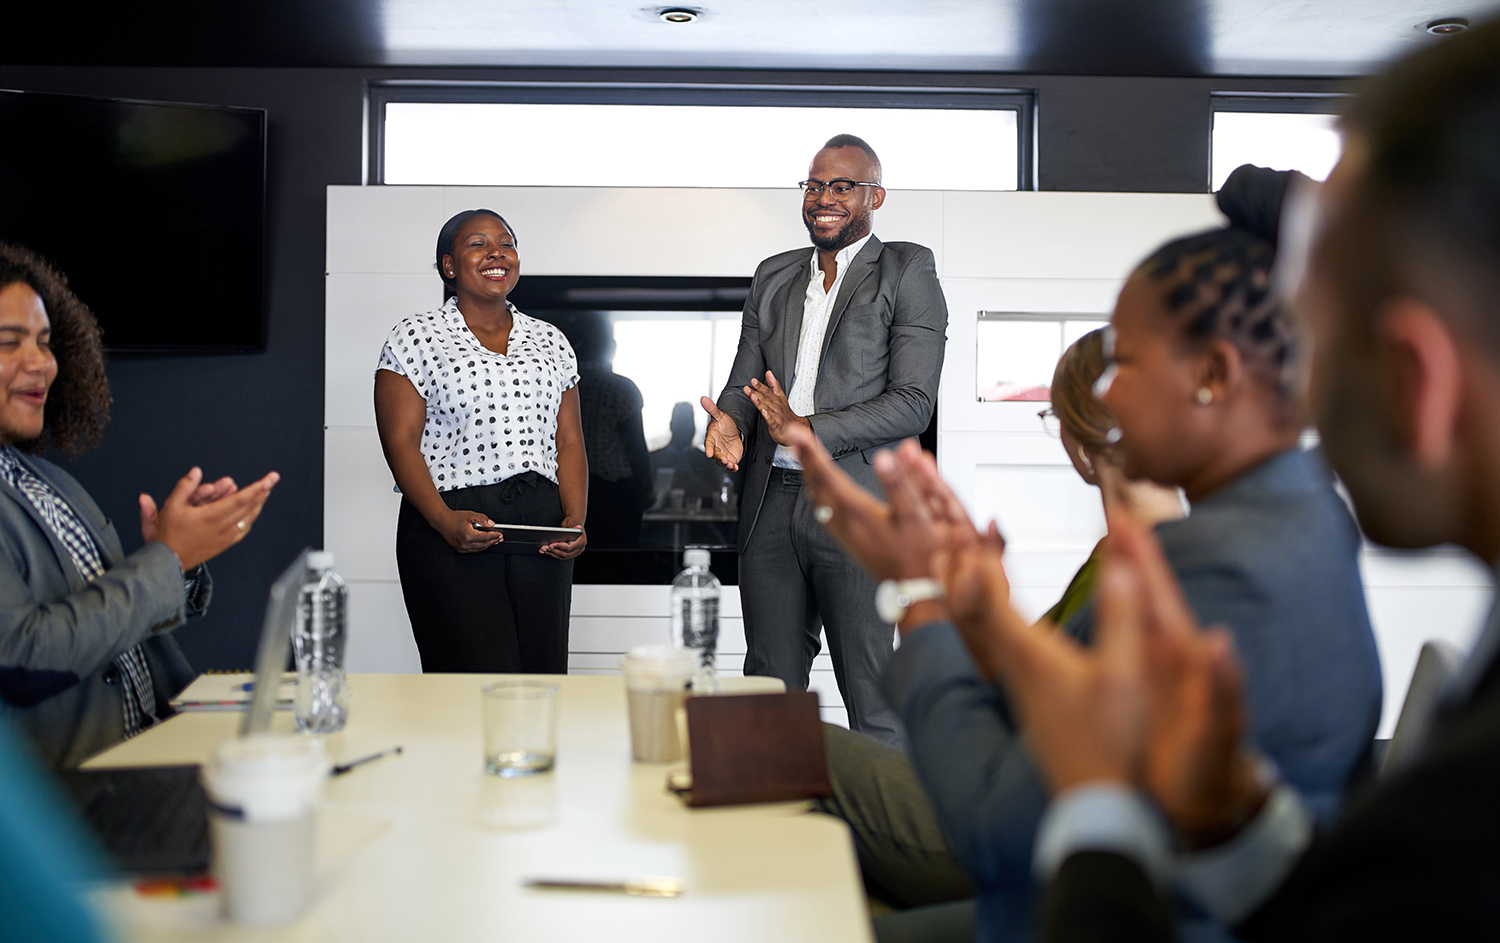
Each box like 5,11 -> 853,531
975,312 -> 1109,402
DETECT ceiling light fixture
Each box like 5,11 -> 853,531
1425,17 -> 1469,35
659,8 -> 701,24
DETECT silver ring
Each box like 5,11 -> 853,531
814,505 -> 834,524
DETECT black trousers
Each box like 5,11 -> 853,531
395,473 -> 573,673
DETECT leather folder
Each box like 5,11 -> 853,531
677,692 -> 833,808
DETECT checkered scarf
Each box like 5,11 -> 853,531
0,447 -> 159,739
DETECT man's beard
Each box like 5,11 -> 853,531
804,207 -> 871,253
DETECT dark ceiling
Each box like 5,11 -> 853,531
6,1 -> 1499,76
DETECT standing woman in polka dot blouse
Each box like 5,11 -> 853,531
374,210 -> 588,673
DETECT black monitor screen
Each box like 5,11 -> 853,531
0,90 -> 267,353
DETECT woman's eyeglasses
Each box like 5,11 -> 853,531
1038,407 -> 1062,437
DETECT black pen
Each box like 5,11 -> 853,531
331,746 -> 404,776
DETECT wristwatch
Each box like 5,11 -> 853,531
875,578 -> 945,624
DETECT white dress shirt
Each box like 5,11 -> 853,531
772,232 -> 873,469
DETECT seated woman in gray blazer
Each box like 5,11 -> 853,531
0,244 -> 279,767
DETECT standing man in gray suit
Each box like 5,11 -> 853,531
699,134 -> 948,746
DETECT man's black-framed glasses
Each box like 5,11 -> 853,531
1038,407 -> 1063,437
799,178 -> 883,200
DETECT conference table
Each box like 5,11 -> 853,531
84,673 -> 874,943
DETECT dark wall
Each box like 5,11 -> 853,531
0,64 -> 1353,668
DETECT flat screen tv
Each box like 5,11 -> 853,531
0,90 -> 267,353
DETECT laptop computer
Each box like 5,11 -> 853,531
59,548 -> 311,875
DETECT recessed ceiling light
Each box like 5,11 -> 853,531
659,8 -> 700,23
1425,17 -> 1469,35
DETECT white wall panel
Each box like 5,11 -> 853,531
440,186 -> 802,277
326,186 -> 447,275
345,579 -> 420,674
324,426 -> 401,582
941,191 -> 1222,280
326,274 -> 442,428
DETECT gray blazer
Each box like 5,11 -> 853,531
716,236 -> 949,551
0,451 -> 205,768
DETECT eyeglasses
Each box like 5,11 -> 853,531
799,178 -> 883,201
1038,407 -> 1062,437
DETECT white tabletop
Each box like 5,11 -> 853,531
86,673 -> 873,943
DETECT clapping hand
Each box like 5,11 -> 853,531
785,427 -> 943,585
142,467 -> 281,570
948,505 -> 1266,845
746,372 -> 812,447
700,396 -> 744,471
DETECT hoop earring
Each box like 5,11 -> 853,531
1078,446 -> 1095,477
1196,387 -> 1214,405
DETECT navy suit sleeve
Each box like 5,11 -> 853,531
883,621 -> 1051,893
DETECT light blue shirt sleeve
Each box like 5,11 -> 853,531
1034,780 -> 1315,929
1176,783 -> 1314,924
1033,782 -> 1174,887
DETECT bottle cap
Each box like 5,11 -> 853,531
683,548 -> 710,568
307,550 -> 335,570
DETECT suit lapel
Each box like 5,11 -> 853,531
778,254 -> 811,391
817,235 -> 882,366
0,470 -> 91,593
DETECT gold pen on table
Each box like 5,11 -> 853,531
523,877 -> 684,898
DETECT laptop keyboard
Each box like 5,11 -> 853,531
60,765 -> 211,875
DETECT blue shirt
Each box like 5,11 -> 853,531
884,447 -> 1382,941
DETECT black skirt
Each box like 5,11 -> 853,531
395,472 -> 573,673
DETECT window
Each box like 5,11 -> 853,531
372,84 -> 1033,190
976,313 -> 1109,402
1210,96 -> 1349,191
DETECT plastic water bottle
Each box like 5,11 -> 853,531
670,548 -> 720,694
293,551 -> 349,733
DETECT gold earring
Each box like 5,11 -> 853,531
1196,388 -> 1214,405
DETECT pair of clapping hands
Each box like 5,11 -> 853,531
782,424 -> 1268,850
139,467 -> 281,571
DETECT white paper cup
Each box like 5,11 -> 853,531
201,735 -> 328,926
621,645 -> 696,763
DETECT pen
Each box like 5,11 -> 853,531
524,877 -> 684,897
331,746 -> 404,776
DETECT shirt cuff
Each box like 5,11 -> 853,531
1176,783 -> 1314,924
1034,782 -> 1174,888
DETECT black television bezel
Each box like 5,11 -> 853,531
0,88 -> 270,356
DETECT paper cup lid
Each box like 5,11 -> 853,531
620,645 -> 696,687
202,734 -> 328,823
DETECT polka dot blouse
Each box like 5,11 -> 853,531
376,298 -> 580,493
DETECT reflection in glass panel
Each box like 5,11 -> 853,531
977,314 -> 1108,402
1211,111 -> 1341,190
511,277 -> 750,582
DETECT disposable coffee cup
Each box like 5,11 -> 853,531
621,645 -> 696,763
201,735 -> 329,926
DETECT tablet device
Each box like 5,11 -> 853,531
473,523 -> 583,543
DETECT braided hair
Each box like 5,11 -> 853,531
0,243 -> 112,456
1137,164 -> 1307,394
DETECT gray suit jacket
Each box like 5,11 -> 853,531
0,451 -> 205,768
716,236 -> 948,551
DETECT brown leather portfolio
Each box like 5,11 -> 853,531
677,692 -> 833,808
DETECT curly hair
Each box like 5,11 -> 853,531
0,243 -> 112,455
1136,164 -> 1305,396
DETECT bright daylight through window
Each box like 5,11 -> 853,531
1211,111 -> 1342,190
384,103 -> 1018,190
